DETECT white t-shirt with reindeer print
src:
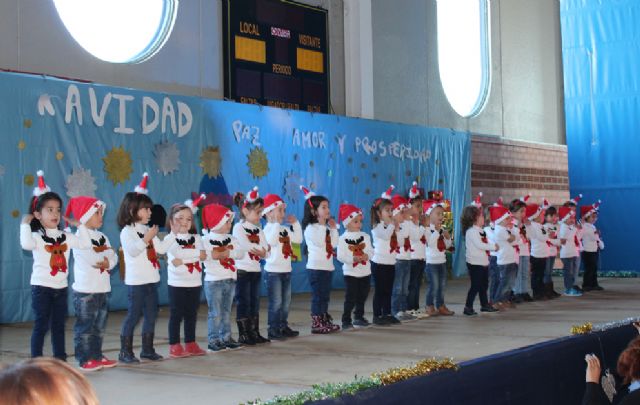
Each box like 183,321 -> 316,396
337,231 -> 374,278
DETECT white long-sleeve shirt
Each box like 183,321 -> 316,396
20,224 -> 91,289
304,223 -> 338,271
232,221 -> 269,272
558,223 -> 580,258
397,220 -> 419,261
494,225 -> 519,265
410,224 -> 428,260
202,232 -> 245,281
581,223 -> 605,252
72,228 -> 117,293
528,222 -> 551,258
337,231 -> 373,277
264,221 -> 303,273
544,223 -> 561,257
465,226 -> 496,266
371,222 -> 398,265
484,226 -> 498,257
167,233 -> 204,287
120,223 -> 175,285
426,224 -> 452,264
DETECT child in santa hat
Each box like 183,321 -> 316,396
526,200 -> 552,300
424,197 -> 454,316
202,203 -> 246,352
509,196 -> 532,303
543,202 -> 562,298
117,173 -> 176,363
558,206 -> 582,296
564,194 -> 584,292
232,187 -> 270,344
491,204 -> 519,309
300,186 -> 341,334
67,196 -> 118,371
391,194 -> 417,321
370,185 -> 401,326
580,201 -> 605,291
485,198 -> 503,306
406,182 -> 428,318
337,204 -> 374,329
165,196 -> 207,358
20,170 -> 91,361
262,193 -> 303,340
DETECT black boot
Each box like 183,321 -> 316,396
237,318 -> 256,346
140,333 -> 163,361
118,335 -> 140,364
251,315 -> 270,343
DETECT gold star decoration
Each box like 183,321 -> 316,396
24,174 -> 34,186
56,151 -> 64,160
199,146 -> 222,178
102,146 -> 133,185
18,140 -> 26,150
11,210 -> 20,218
23,119 -> 32,128
247,147 -> 269,179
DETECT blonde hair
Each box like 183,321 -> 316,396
0,358 -> 99,405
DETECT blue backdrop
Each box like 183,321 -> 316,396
560,0 -> 640,274
0,72 -> 471,323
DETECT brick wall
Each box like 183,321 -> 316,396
471,135 -> 569,207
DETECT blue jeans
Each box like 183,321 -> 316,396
425,263 -> 446,308
392,260 -> 411,314
561,257 -> 578,290
235,270 -> 261,319
496,263 -> 518,302
514,256 -> 531,294
488,256 -> 500,303
205,279 -> 235,343
407,260 -> 425,311
267,272 -> 292,330
307,269 -> 333,316
73,292 -> 108,364
31,286 -> 68,360
544,257 -> 554,283
120,283 -> 159,337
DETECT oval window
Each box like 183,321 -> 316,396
52,0 -> 179,64
436,0 -> 491,117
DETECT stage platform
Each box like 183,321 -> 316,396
0,276 -> 638,404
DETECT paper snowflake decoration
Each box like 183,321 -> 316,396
65,167 -> 97,197
247,147 -> 269,179
283,171 -> 303,203
153,141 -> 180,176
102,146 -> 133,185
200,146 -> 222,178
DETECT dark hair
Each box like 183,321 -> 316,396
302,195 -> 329,230
460,206 -> 481,235
509,199 -> 526,213
545,206 -> 557,218
166,204 -> 197,234
233,192 -> 263,220
408,196 -> 424,205
370,198 -> 392,227
28,192 -> 63,232
117,192 -> 153,229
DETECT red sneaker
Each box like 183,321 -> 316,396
169,343 -> 189,358
184,342 -> 206,356
100,356 -> 118,368
80,359 -> 103,372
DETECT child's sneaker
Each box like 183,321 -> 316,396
372,316 -> 390,326
99,356 -> 118,368
480,306 -> 499,313
169,343 -> 189,358
385,315 -> 401,324
564,288 -> 583,297
463,307 -> 478,316
225,338 -> 243,349
438,305 -> 455,316
79,359 -> 103,372
184,342 -> 206,356
281,326 -> 300,337
268,328 -> 286,341
426,305 -> 439,316
207,341 -> 226,352
342,322 -> 354,330
353,318 -> 371,328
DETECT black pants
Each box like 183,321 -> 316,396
371,262 -> 395,317
530,257 -> 547,297
235,270 -> 261,319
465,264 -> 489,309
342,275 -> 371,323
582,251 -> 600,288
407,260 -> 425,310
168,285 -> 201,344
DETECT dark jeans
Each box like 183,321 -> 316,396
267,272 -> 292,330
73,292 -> 108,364
407,260 -> 425,311
465,264 -> 489,309
371,262 -> 395,317
307,269 -> 333,316
530,257 -> 547,296
488,256 -> 499,303
425,263 -> 447,308
582,251 -> 600,288
342,275 -> 371,323
168,285 -> 201,344
235,270 -> 262,319
31,286 -> 68,360
120,283 -> 159,337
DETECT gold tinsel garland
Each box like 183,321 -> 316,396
571,322 -> 593,335
372,357 -> 458,386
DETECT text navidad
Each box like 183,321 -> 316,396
231,120 -> 432,163
46,84 -> 193,137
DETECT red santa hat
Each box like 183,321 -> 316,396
185,194 -> 206,214
408,182 -> 421,200
580,200 -> 601,219
339,204 -> 363,227
299,185 -> 315,208
134,172 -> 149,194
202,204 -> 234,232
64,196 -> 106,227
33,170 -> 51,197
519,193 -> 531,204
429,190 -> 444,202
381,185 -> 395,200
558,206 -> 576,223
541,197 -> 551,209
489,205 -> 511,225
391,195 -> 408,216
525,203 -> 543,221
470,191 -> 483,208
262,194 -> 285,216
566,194 -> 582,206
243,186 -> 260,207
423,199 -> 444,216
